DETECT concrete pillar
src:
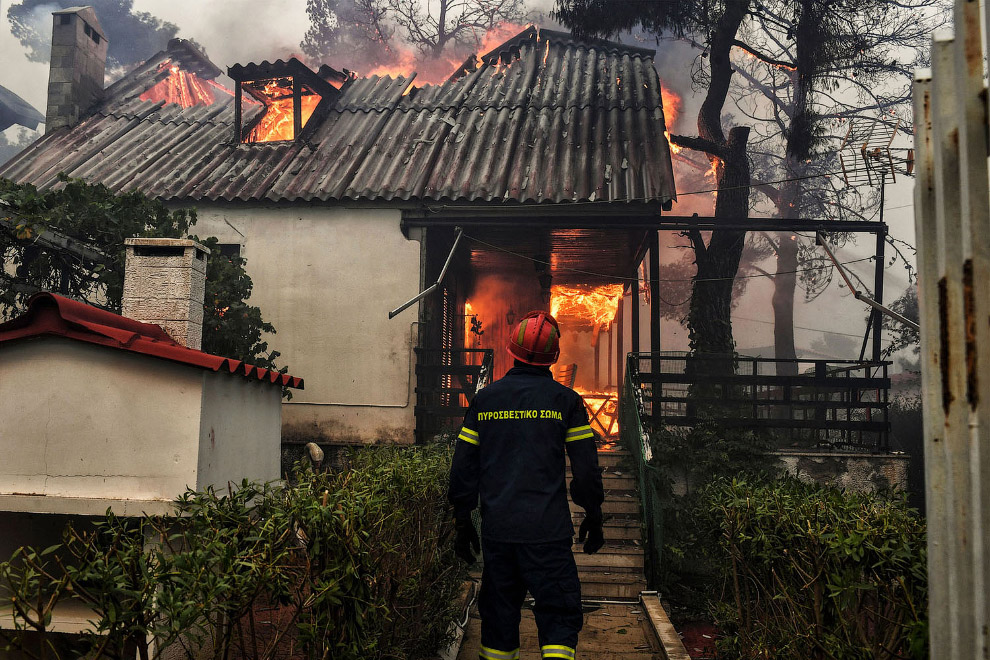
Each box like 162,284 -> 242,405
122,239 -> 210,351
45,7 -> 108,132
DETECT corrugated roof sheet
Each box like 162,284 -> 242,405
0,28 -> 676,206
0,292 -> 304,388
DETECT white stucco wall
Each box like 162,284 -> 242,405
192,206 -> 422,445
197,372 -> 282,490
0,338 -> 286,513
0,338 -> 203,506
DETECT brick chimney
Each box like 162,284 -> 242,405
46,6 -> 108,132
122,239 -> 210,351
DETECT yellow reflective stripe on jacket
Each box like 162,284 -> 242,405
479,645 -> 520,660
565,424 -> 594,442
458,426 -> 480,446
541,644 -> 575,659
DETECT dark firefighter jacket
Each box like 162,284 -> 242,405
448,363 -> 605,544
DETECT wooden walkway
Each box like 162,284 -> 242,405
455,449 -> 675,659
455,601 -> 663,660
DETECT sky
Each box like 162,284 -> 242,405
0,0 -> 922,366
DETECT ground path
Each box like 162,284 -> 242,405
454,448 -> 680,659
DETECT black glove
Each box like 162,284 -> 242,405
454,517 -> 480,564
578,509 -> 604,554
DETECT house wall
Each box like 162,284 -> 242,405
197,372 -> 282,490
192,206 -> 422,445
0,338 -> 204,505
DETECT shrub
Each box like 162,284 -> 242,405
0,445 -> 462,660
701,476 -> 927,660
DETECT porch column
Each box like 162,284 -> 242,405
649,231 -> 662,419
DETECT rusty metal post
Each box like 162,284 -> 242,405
953,1 -> 990,650
916,12 -> 990,652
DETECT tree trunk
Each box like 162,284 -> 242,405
773,232 -> 798,374
772,0 -> 817,377
684,0 -> 752,366
687,126 -> 750,383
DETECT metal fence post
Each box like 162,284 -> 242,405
915,10 -> 990,653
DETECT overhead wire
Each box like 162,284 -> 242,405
428,166 -> 876,211
461,231 -> 874,284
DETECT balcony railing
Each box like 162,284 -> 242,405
414,348 -> 494,443
628,352 -> 891,451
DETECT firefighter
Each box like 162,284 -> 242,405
448,310 -> 605,660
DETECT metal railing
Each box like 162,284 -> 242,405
629,352 -> 891,451
619,364 -> 665,589
620,352 -> 894,589
414,348 -> 493,443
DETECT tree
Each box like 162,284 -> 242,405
880,285 -> 919,359
301,0 -> 396,70
555,0 -> 755,365
0,128 -> 38,169
555,0 -> 944,368
725,0 -> 944,372
0,176 -> 282,371
302,0 -> 525,68
7,0 -> 178,72
388,0 -> 525,58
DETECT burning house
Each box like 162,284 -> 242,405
0,10 -> 677,444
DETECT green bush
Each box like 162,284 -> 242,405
701,476 -> 927,660
0,445 -> 462,660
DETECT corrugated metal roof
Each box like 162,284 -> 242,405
0,28 -> 676,207
0,292 -> 304,388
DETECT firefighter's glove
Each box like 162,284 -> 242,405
454,517 -> 480,565
578,509 -> 605,554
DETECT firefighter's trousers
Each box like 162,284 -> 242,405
478,538 -> 582,660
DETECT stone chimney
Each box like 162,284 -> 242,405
122,239 -> 210,351
46,6 -> 108,132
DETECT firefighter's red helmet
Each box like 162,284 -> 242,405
507,310 -> 561,366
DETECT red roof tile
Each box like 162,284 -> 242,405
0,292 -> 303,389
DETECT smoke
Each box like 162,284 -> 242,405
130,0 -> 310,70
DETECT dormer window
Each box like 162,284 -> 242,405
228,59 -> 341,144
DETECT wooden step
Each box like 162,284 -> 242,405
571,496 -> 640,515
566,470 -> 637,490
571,514 -> 642,540
573,541 -> 644,571
578,572 -> 648,599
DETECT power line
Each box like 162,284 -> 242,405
431,166 -> 863,211
462,232 -> 874,283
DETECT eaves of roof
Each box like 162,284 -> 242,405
0,292 -> 304,389
0,29 -> 676,208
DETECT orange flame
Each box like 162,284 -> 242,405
478,22 -> 530,54
244,79 -> 321,143
733,45 -> 797,71
660,84 -> 681,127
140,60 -> 230,107
550,284 -> 625,329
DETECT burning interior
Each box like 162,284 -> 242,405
415,224 -> 649,444
228,59 -> 342,143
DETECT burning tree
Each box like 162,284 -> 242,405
555,0 -> 754,364
303,0 -> 526,68
555,0 -> 944,369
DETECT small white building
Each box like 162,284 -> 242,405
0,239 -> 303,639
